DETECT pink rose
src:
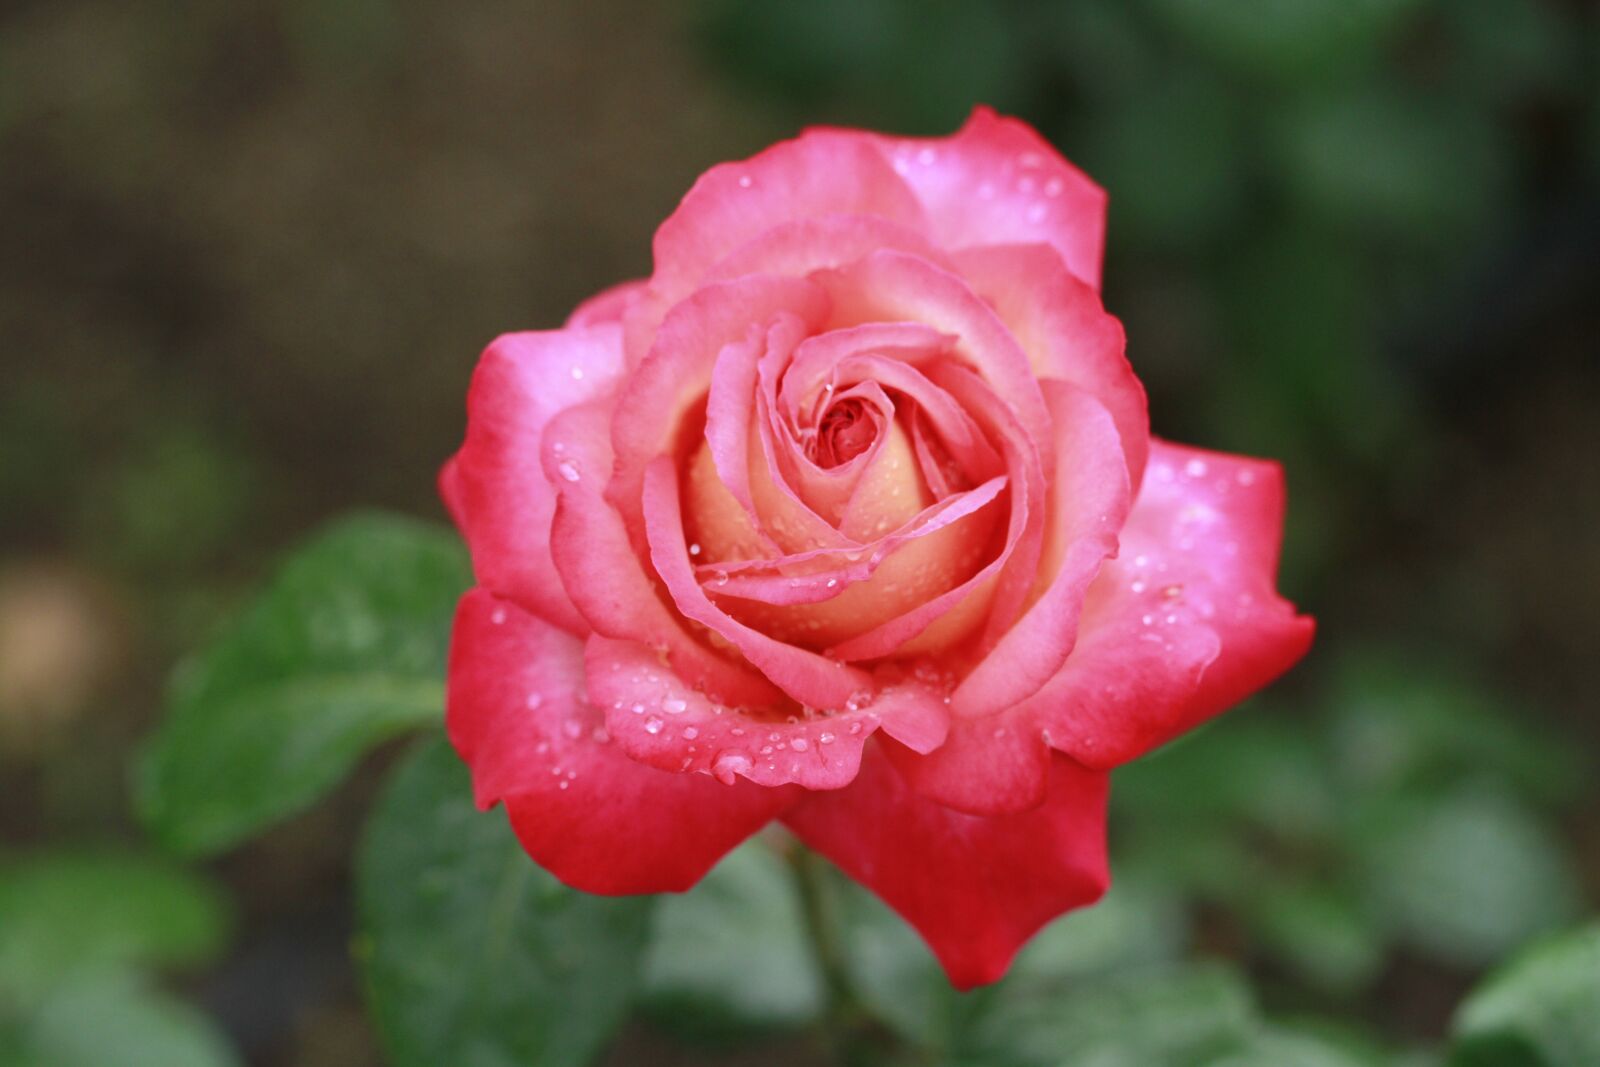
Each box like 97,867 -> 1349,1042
441,107 -> 1313,987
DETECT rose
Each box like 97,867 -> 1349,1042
440,108 -> 1313,988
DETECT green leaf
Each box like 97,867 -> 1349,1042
1210,1026 -> 1383,1067
1451,923 -> 1600,1067
357,736 -> 653,1067
1249,883 -> 1384,995
137,511 -> 470,855
1354,788 -> 1581,968
964,964 -> 1257,1067
0,971 -> 241,1067
834,876 -> 965,1050
1274,85 -> 1510,245
1005,873 -> 1189,984
641,838 -> 823,1036
1140,0 -> 1427,83
0,850 -> 229,992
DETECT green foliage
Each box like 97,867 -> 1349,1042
0,972 -> 241,1067
357,736 -> 654,1067
1115,648 -> 1587,996
1138,0 -> 1428,83
1450,923 -> 1600,1067
0,850 -> 229,992
0,848 -> 241,1067
641,838 -> 825,1036
136,511 -> 469,855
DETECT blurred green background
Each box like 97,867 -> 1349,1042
2,1 -> 1597,1065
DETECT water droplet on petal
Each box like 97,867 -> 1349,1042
570,366 -> 585,380
791,737 -> 809,752
644,716 -> 664,735
557,459 -> 581,482
663,698 -> 688,714
682,726 -> 699,740
491,607 -> 507,625
525,692 -> 543,710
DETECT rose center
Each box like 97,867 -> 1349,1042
812,397 -> 878,468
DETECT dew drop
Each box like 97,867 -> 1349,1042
1162,584 -> 1184,599
1185,458 -> 1208,478
644,716 -> 664,735
558,779 -> 569,790
570,366 -> 585,380
819,732 -> 835,744
682,726 -> 700,740
791,737 -> 810,752
557,459 -> 581,482
490,607 -> 507,625
663,698 -> 688,714
688,542 -> 702,556
713,751 -> 752,785
737,174 -> 753,188
525,692 -> 544,710
562,720 -> 582,740
917,146 -> 937,165
591,726 -> 610,744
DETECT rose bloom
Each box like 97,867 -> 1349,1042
441,108 -> 1313,988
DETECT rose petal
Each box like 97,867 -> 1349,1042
651,129 -> 927,305
444,325 -> 626,635
782,743 -> 1109,989
951,381 -> 1130,717
643,456 -> 875,708
812,250 -> 1053,474
609,276 -> 830,547
870,106 -> 1107,289
1037,439 -> 1313,769
954,243 -> 1148,488
587,636 -> 948,791
889,439 -> 1312,814
565,279 -> 648,328
547,399 -> 784,709
447,590 -> 795,894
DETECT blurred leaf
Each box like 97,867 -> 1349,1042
964,964 -> 1257,1067
137,512 -> 469,855
1140,0 -> 1428,83
1451,922 -> 1600,1067
1274,84 -> 1510,246
834,876 -> 965,1049
640,838 -> 823,1036
1075,69 -> 1247,251
1006,872 -> 1190,983
0,971 -> 240,1067
698,0 -> 1028,132
1327,652 -> 1585,806
1209,1026 -> 1384,1067
1354,787 -> 1581,967
0,850 -> 229,993
1214,223 -> 1405,462
357,736 -> 652,1067
1117,714 -> 1337,842
1438,0 -> 1579,107
1250,883 -> 1385,995
1039,0 -> 1162,101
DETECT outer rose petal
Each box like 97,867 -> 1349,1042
890,439 -> 1312,815
586,636 -> 948,791
565,278 -> 648,328
869,106 -> 1108,289
547,400 -> 785,710
445,325 -> 626,634
953,243 -> 1149,488
1040,440 -> 1314,769
783,744 -> 1109,989
650,129 -> 926,305
950,381 -> 1130,717
446,590 -> 795,894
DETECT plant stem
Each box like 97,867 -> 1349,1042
788,845 -> 899,1066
